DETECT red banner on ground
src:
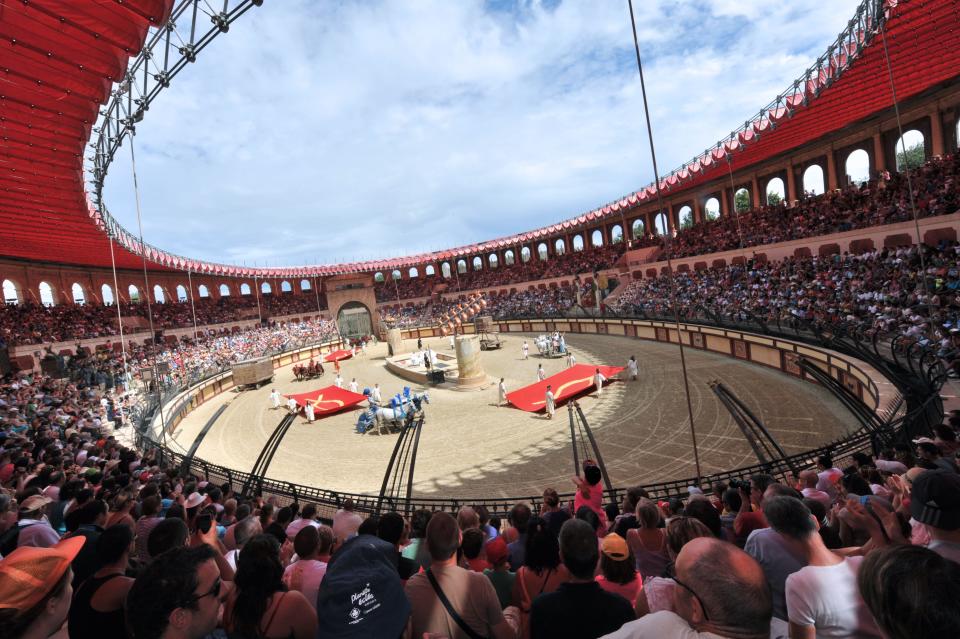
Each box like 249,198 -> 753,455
283,385 -> 366,417
323,349 -> 353,363
506,364 -> 624,412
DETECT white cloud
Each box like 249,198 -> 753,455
100,0 -> 862,266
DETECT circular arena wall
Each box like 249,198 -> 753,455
145,317 -> 900,520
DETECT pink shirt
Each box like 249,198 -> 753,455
595,573 -> 642,604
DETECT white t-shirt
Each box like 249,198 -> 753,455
332,509 -> 363,541
785,556 -> 881,638
599,611 -> 726,639
282,559 -> 327,611
285,518 -> 320,541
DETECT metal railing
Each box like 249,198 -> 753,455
129,313 -> 941,518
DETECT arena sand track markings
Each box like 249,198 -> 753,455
176,334 -> 857,499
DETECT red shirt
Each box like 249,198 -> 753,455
466,557 -> 491,572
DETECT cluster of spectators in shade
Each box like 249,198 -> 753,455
1,294 -> 329,347
374,243 -> 627,303
1,362 -> 959,639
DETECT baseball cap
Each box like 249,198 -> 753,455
0,536 -> 84,612
485,536 -> 509,566
911,470 -> 960,530
316,534 -> 410,639
18,494 -> 53,513
600,533 -> 629,561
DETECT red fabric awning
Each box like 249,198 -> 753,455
323,349 -> 354,363
506,364 -> 624,412
283,385 -> 367,417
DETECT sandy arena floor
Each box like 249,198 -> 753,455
170,333 -> 858,499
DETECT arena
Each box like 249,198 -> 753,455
1,1 -> 959,638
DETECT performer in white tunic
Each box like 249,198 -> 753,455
449,335 -> 455,349
627,355 -> 639,381
334,374 -> 343,389
594,368 -> 607,398
287,397 -> 299,414
537,364 -> 546,381
371,384 -> 382,404
304,401 -> 315,423
522,341 -> 529,360
566,351 -> 576,368
498,378 -> 507,407
349,378 -> 359,393
545,385 -> 555,419
269,389 -> 281,410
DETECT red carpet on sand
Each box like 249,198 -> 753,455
506,364 -> 624,412
323,349 -> 353,362
283,385 -> 366,417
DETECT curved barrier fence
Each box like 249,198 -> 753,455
132,315 -> 942,520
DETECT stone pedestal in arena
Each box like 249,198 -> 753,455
455,335 -> 487,389
386,328 -> 403,357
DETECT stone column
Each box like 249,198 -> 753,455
386,328 -> 403,357
454,334 -> 487,389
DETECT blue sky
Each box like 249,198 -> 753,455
98,0 -> 863,267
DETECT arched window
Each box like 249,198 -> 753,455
391,270 -> 401,280
573,234 -> 585,251
766,178 -> 786,205
425,265 -> 435,276
300,279 -> 311,291
102,284 -> 115,305
153,285 -> 165,303
240,283 -> 252,296
219,284 -> 231,297
537,243 -> 548,260
895,129 -> 925,171
802,165 -> 825,196
554,239 -> 566,255
127,284 -> 140,304
521,247 -> 531,263
488,254 -> 498,268
281,280 -> 292,293
457,260 -> 467,274
176,284 -> 188,302
441,262 -> 452,278
38,282 -> 56,306
2,279 -> 19,305
261,282 -> 272,294
590,230 -> 603,247
631,220 -> 644,239
408,267 -> 419,278
71,283 -> 85,305
844,150 -> 870,185
704,197 -> 720,220
374,272 -> 385,283
654,212 -> 669,236
678,206 -> 694,229
198,285 -> 210,298
504,250 -> 515,265
734,188 -> 750,212
611,224 -> 623,243
472,256 -> 482,271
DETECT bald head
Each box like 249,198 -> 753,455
675,538 -> 772,638
799,470 -> 818,489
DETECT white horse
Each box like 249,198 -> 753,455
356,392 -> 429,434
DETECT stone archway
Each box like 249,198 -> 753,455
337,301 -> 373,339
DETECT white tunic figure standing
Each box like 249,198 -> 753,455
594,369 -> 607,398
371,384 -> 382,404
270,389 -> 281,410
498,378 -> 507,407
449,335 -> 455,350
304,401 -> 315,423
566,352 -> 576,368
537,364 -> 546,381
287,397 -> 298,414
334,374 -> 343,389
349,378 -> 359,394
522,341 -> 529,360
627,356 -> 639,381
545,386 -> 555,419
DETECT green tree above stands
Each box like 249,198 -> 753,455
766,191 -> 783,206
679,213 -> 695,230
705,209 -> 719,222
734,190 -> 751,212
896,142 -> 925,171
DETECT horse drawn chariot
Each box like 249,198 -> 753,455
292,359 -> 325,382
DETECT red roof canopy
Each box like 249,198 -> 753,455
0,0 -> 956,278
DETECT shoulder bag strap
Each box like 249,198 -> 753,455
426,569 -> 488,639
